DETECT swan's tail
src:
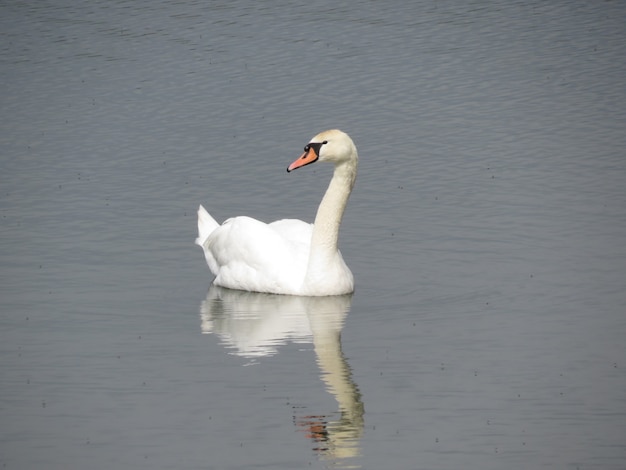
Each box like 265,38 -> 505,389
195,204 -> 219,247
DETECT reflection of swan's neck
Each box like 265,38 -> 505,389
308,159 -> 357,266
314,328 -> 363,424
309,308 -> 364,460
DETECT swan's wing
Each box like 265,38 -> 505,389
269,218 -> 313,274
268,219 -> 313,249
204,216 -> 311,294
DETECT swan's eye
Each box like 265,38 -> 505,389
304,141 -> 325,158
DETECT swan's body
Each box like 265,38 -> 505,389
196,129 -> 357,296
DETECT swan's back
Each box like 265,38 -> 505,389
196,206 -> 313,295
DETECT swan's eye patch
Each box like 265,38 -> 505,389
303,140 -> 328,157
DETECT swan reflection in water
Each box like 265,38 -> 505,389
200,286 -> 364,466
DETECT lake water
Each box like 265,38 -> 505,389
1,1 -> 625,469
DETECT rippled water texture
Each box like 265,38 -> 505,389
1,1 -> 625,469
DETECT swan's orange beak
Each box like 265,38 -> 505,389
287,146 -> 319,172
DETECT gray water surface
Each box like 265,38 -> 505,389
2,1 -> 625,469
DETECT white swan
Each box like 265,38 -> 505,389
196,129 -> 358,296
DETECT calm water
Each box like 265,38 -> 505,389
2,1 -> 625,469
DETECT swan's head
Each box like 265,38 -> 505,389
287,129 -> 357,172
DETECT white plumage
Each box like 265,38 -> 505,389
196,129 -> 358,296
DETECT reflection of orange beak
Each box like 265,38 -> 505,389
287,147 -> 319,172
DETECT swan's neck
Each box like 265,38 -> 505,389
308,160 -> 357,264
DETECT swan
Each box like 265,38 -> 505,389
196,129 -> 358,296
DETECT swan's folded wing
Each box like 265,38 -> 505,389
269,219 -> 313,248
205,216 -> 308,294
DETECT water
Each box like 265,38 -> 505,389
1,1 -> 625,469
